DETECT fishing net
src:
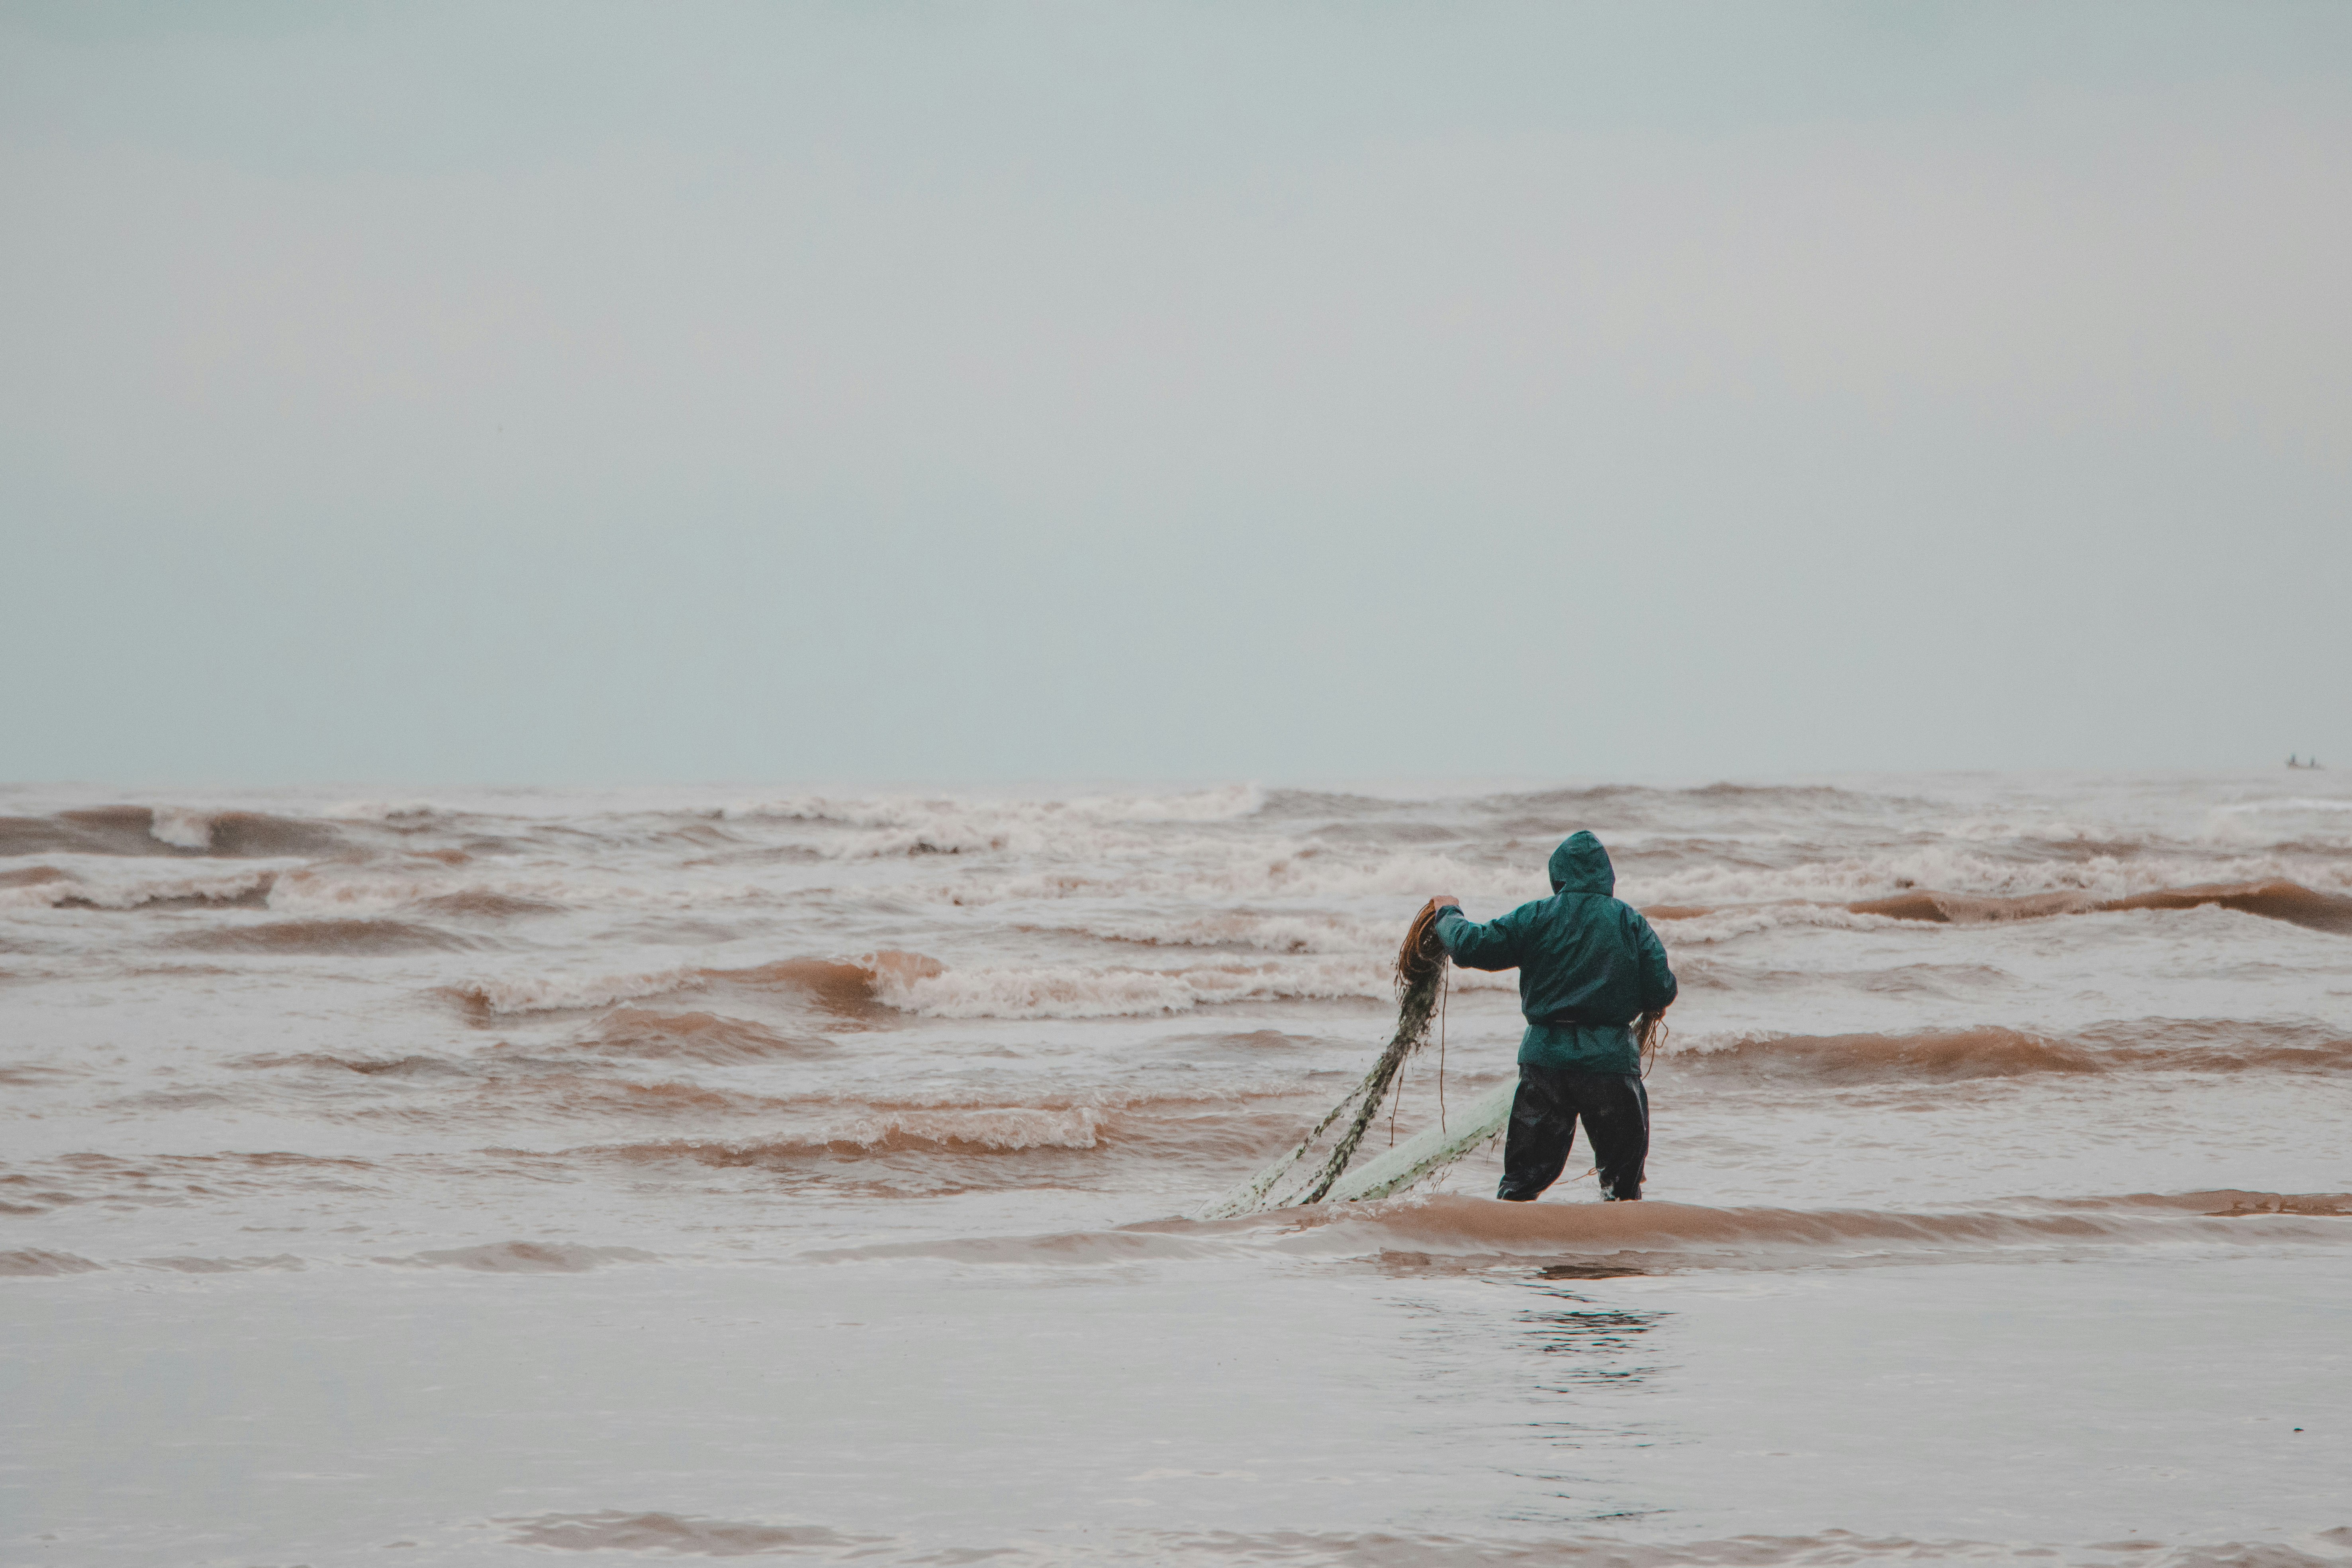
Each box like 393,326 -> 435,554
1196,904 -> 1677,1218
1196,902 -> 1465,1218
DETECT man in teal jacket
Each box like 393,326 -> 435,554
1427,831 -> 1676,1202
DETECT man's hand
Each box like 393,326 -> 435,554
1424,894 -> 1461,915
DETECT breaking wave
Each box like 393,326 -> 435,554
876,955 -> 1516,1019
722,784 -> 1267,858
873,959 -> 1371,1020
1071,910 -> 1388,956
717,953 -> 932,1018
1,867 -> 276,911
319,799 -> 445,822
447,945 -> 1511,1024
443,951 -> 938,1019
917,850 -> 1552,911
2213,796 -> 2352,816
446,965 -> 710,1016
0,806 -> 346,859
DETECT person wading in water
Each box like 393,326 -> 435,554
1424,831 -> 1677,1202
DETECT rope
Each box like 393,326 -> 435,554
1635,1007 -> 1670,1079
1437,965 -> 1448,1134
1388,1053 -> 1404,1147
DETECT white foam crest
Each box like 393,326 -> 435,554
1090,911 -> 1395,955
730,783 -> 1261,826
267,867 -> 464,914
722,786 -> 1267,859
2194,800 -> 2352,850
319,800 -> 443,821
457,966 -> 705,1015
147,807 -> 214,851
1076,784 -> 1267,822
872,956 -> 1514,1020
930,850 -> 1547,909
836,814 -> 1078,859
0,866 -> 274,910
1937,815 -> 2123,844
2211,797 -> 2352,815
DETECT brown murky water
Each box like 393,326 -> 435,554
5,775 -> 2349,1564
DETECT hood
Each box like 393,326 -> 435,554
1547,831 -> 1615,896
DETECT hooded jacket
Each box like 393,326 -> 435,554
1431,831 -> 1678,1073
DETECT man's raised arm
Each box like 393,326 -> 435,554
1426,895 -> 1524,971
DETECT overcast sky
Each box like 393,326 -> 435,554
4,1 -> 2348,787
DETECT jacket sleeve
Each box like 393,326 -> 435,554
1625,907 -> 1678,1012
1434,903 -> 1525,971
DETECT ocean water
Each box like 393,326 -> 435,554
3,773 -> 2348,1566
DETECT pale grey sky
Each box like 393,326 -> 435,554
4,1 -> 2348,785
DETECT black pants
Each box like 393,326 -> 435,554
1498,1065 -> 1649,1202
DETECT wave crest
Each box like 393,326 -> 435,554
870,955 -> 1514,1020
446,965 -> 707,1016
445,951 -> 941,1020
722,785 -> 1266,858
0,806 -> 346,859
2,867 -> 276,911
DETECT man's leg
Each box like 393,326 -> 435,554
1497,1065 -> 1576,1201
1574,1071 -> 1650,1200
